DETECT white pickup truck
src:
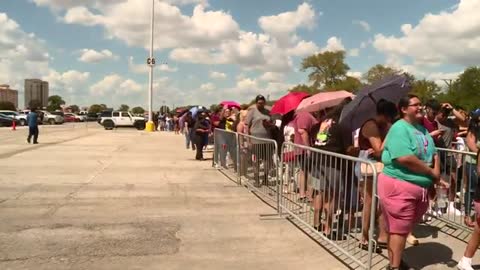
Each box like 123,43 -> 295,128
100,111 -> 146,130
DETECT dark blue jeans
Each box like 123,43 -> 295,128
464,163 -> 479,216
28,126 -> 39,143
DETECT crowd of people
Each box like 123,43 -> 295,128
179,92 -> 480,270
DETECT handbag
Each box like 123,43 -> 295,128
358,149 -> 384,176
360,162 -> 384,176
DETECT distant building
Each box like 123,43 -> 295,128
25,79 -> 49,109
0,84 -> 19,108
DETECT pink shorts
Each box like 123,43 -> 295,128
378,173 -> 429,235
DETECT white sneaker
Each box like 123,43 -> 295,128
457,257 -> 474,270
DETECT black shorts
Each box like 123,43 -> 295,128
251,143 -> 275,161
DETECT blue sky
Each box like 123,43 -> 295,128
1,0 -> 476,109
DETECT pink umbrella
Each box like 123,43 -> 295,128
295,90 -> 354,113
220,101 -> 240,109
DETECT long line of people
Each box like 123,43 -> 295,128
181,93 -> 480,270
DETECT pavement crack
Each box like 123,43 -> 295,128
42,158 -> 113,218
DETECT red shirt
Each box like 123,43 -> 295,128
422,117 -> 438,133
293,112 -> 318,146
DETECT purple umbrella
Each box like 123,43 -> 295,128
339,74 -> 412,132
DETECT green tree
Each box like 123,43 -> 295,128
100,104 -> 108,110
28,99 -> 42,109
118,104 -> 130,111
410,79 -> 441,103
131,106 -> 145,114
301,51 -> 350,89
288,84 -> 319,95
69,105 -> 80,113
439,67 -> 480,110
88,104 -> 103,114
210,104 -> 221,112
47,95 -> 65,112
329,76 -> 363,93
0,101 -> 16,111
364,64 -> 401,84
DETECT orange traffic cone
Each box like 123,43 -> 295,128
12,120 -> 16,131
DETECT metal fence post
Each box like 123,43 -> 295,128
236,132 -> 241,185
367,162 -> 378,270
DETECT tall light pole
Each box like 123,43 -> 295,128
145,0 -> 156,132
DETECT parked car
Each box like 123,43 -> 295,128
40,110 -> 64,125
85,112 -> 99,122
67,113 -> 86,122
0,110 -> 28,126
100,111 -> 146,130
63,113 -> 76,122
0,113 -> 20,127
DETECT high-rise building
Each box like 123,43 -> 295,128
25,79 -> 49,109
0,84 -> 19,108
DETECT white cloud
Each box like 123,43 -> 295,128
373,0 -> 480,67
32,0 -> 125,10
170,31 -> 294,72
210,71 -> 227,79
322,36 -> 345,52
78,49 -> 117,63
0,13 -> 53,107
360,41 -> 367,49
353,20 -> 371,32
258,2 -> 316,46
64,6 -> 103,26
60,1 -> 240,51
165,0 -> 208,5
43,70 -> 90,93
347,71 -> 362,79
200,82 -> 215,91
159,64 -> 178,72
260,72 -> 284,82
348,48 -> 360,57
287,40 -> 319,56
90,74 -> 142,96
51,1 -> 317,73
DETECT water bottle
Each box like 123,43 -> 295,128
436,187 -> 448,209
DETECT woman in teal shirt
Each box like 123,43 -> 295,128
379,95 -> 448,270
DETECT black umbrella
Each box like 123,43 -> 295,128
339,74 -> 412,132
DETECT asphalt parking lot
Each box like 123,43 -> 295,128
0,124 -> 347,270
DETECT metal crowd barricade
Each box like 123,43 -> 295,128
279,142 -> 378,269
435,147 -> 477,232
237,133 -> 280,206
212,129 -> 240,183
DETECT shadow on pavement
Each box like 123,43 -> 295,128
413,223 -> 441,239
403,242 -> 456,269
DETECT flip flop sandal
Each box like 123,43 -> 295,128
358,242 -> 382,254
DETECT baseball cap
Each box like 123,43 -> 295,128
255,95 -> 266,102
471,108 -> 480,119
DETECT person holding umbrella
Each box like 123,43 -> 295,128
379,95 -> 449,270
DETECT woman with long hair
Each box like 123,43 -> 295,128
357,99 -> 397,252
